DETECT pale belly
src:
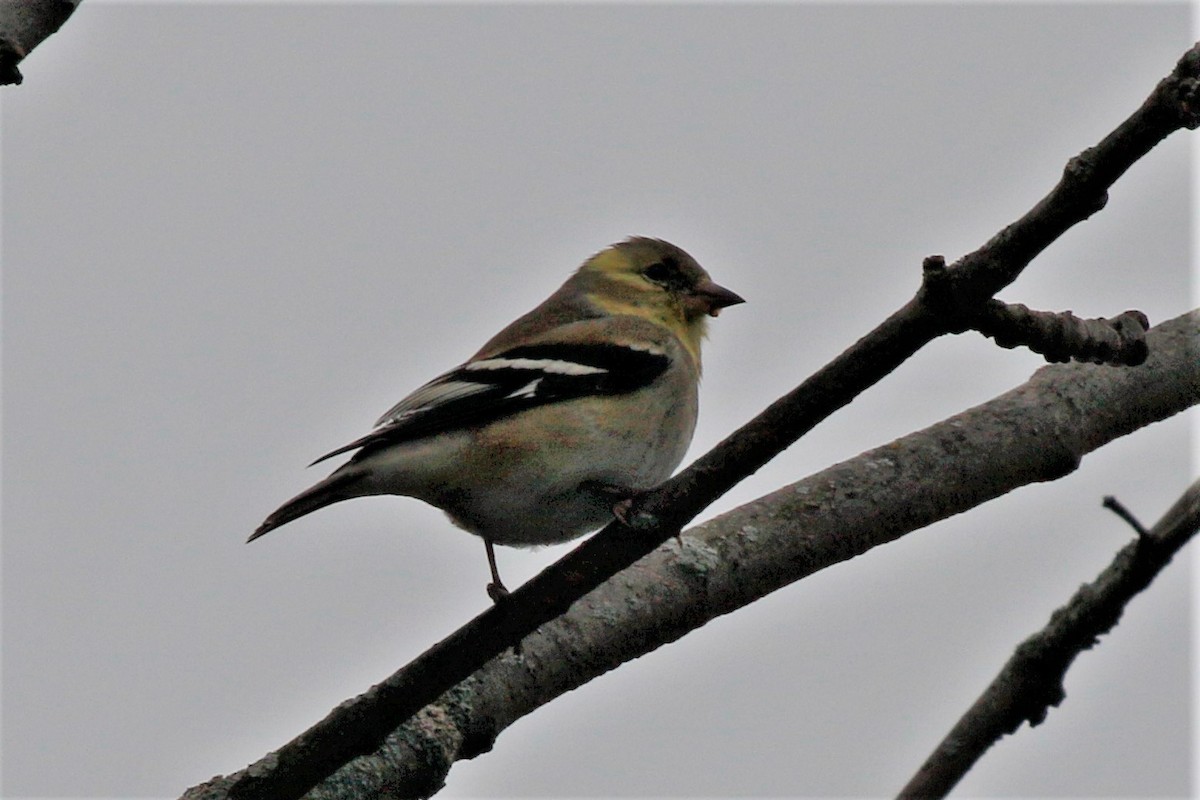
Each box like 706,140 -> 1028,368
431,401 -> 692,546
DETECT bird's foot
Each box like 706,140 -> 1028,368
487,580 -> 510,604
610,494 -> 637,526
483,539 -> 512,605
593,484 -> 673,540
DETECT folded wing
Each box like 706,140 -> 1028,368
309,342 -> 671,465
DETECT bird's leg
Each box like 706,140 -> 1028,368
484,538 -> 509,603
483,539 -> 523,654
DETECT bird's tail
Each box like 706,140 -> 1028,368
248,470 -> 363,542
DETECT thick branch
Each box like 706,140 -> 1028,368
897,478 -> 1200,799
300,311 -> 1195,798
0,0 -> 80,85
186,42 -> 1200,800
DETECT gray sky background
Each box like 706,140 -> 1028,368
3,2 -> 1195,798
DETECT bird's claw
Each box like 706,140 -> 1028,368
610,492 -> 663,532
610,491 -> 679,543
611,496 -> 636,526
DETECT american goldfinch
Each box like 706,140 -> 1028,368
250,237 -> 743,598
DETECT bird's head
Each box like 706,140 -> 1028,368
576,237 -> 744,361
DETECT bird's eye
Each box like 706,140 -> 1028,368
643,262 -> 671,283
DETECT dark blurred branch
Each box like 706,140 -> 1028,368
189,40 -> 1200,800
898,479 -> 1200,799
0,0 -> 80,85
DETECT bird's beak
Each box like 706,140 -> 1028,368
691,279 -> 745,317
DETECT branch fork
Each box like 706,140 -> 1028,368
919,254 -> 1150,366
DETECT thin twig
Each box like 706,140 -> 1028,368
1102,495 -> 1151,537
898,480 -> 1200,798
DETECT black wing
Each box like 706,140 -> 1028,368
309,342 -> 671,465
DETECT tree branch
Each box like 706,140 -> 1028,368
186,41 -> 1200,800
970,303 -> 1148,365
278,310 -> 1197,799
0,0 -> 80,85
897,477 -> 1200,799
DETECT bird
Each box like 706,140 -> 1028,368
249,237 -> 743,599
